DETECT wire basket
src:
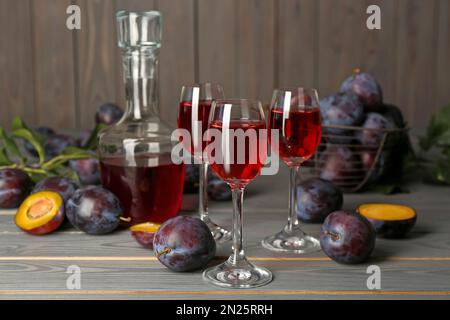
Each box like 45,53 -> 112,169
304,124 -> 410,192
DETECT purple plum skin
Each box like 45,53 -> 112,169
95,103 -> 123,125
0,169 -> 33,208
356,112 -> 395,146
340,72 -> 383,111
153,216 -> 216,272
382,104 -> 405,129
320,92 -> 365,128
45,134 -> 77,159
320,92 -> 365,140
184,164 -> 199,194
32,177 -> 79,202
369,217 -> 416,238
320,211 -> 376,264
318,145 -> 362,186
296,178 -> 343,223
208,178 -> 232,201
360,149 -> 392,184
69,158 -> 101,185
66,186 -> 123,235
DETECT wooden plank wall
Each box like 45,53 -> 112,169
0,0 -> 448,130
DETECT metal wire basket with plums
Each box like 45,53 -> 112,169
304,69 -> 412,192
306,122 -> 410,192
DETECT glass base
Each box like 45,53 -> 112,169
202,216 -> 232,243
203,258 -> 272,289
262,227 -> 321,254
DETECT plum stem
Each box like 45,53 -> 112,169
156,247 -> 172,258
325,231 -> 341,241
352,68 -> 361,77
119,216 -> 132,222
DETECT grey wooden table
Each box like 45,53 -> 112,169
0,166 -> 449,300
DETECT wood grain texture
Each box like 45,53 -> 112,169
277,0 -> 317,89
198,0 -> 239,98
1,165 -> 450,299
0,0 -> 35,129
317,0 -> 367,97
361,0 -> 398,105
0,1 -> 446,131
237,0 -> 275,105
436,0 -> 450,109
395,0 -> 438,129
75,0 -> 118,129
32,0 -> 77,129
158,0 -> 196,126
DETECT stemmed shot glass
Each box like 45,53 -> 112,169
262,88 -> 322,253
178,83 -> 231,242
203,99 -> 272,288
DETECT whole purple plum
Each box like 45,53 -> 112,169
153,215 -> 216,272
66,186 -> 123,235
69,157 -> 101,185
318,145 -> 362,186
320,92 -> 365,139
320,210 -> 376,264
340,70 -> 383,111
45,134 -> 77,159
356,112 -> 395,146
95,103 -> 123,125
296,178 -> 343,223
0,169 -> 33,208
32,177 -> 79,202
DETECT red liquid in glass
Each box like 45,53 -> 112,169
269,108 -> 321,166
100,155 -> 185,225
178,100 -> 212,155
209,120 -> 267,187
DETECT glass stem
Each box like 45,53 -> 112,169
229,187 -> 245,266
199,162 -> 209,222
286,166 -> 300,233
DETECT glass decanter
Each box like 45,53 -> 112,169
98,11 -> 185,225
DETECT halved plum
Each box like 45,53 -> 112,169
15,191 -> 64,235
358,203 -> 416,238
130,222 -> 160,249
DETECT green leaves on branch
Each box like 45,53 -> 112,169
0,147 -> 12,166
12,128 -> 46,165
42,147 -> 94,170
0,127 -> 26,165
419,105 -> 450,185
0,117 -> 96,183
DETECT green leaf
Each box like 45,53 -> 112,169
82,124 -> 106,150
42,146 -> 94,171
0,127 -> 25,164
61,146 -> 94,157
421,105 -> 450,150
48,164 -> 80,183
11,117 -> 30,131
0,147 -> 13,166
12,128 -> 45,165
